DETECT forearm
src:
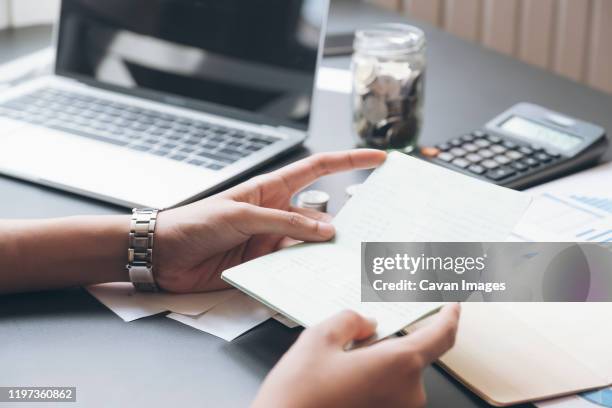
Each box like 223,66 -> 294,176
0,215 -> 130,294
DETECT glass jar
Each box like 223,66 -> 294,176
351,24 -> 426,153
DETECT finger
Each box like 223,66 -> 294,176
270,150 -> 387,195
309,310 -> 377,348
289,206 -> 334,223
276,237 -> 302,250
230,204 -> 335,241
398,304 -> 461,365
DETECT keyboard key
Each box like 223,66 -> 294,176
244,144 -> 264,152
478,149 -> 494,159
465,153 -> 483,163
219,148 -> 248,158
472,130 -> 487,138
511,161 -> 529,172
494,155 -> 511,165
436,143 -> 451,151
474,139 -> 491,148
449,138 -> 463,147
162,142 -> 178,149
486,167 -> 516,181
437,152 -> 454,162
468,164 -> 486,175
420,146 -> 440,158
206,163 -> 225,171
490,145 -> 507,154
180,146 -> 196,154
518,146 -> 534,156
502,140 -> 517,149
130,144 -> 150,152
196,151 -> 233,163
152,149 -> 171,157
522,157 -> 540,167
506,150 -> 524,160
460,134 -> 474,142
546,150 -> 561,159
481,159 -> 500,170
530,144 -> 544,152
535,152 -> 553,163
463,143 -> 479,153
188,159 -> 206,167
451,158 -> 470,169
170,154 -> 188,161
487,135 -> 502,144
450,147 -> 467,157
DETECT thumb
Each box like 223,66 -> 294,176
310,310 -> 377,348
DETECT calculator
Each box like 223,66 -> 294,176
420,103 -> 608,190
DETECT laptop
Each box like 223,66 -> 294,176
0,0 -> 329,208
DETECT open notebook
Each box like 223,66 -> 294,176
223,152 -> 532,341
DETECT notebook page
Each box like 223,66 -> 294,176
333,152 -> 533,248
223,153 -> 532,340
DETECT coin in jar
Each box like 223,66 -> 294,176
371,75 -> 402,99
362,95 -> 389,124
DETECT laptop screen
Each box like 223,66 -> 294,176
55,0 -> 328,130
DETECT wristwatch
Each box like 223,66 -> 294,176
127,208 -> 160,292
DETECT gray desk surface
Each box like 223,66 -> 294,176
1,3 -> 610,407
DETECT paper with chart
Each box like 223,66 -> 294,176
223,152 -> 533,341
511,161 -> 612,243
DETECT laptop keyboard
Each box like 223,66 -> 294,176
0,88 -> 280,171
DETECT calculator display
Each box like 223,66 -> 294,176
500,116 -> 582,151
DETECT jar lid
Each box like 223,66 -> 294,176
354,24 -> 425,57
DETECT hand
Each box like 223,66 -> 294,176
253,304 -> 461,408
154,149 -> 387,293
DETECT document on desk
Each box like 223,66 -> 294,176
223,152 -> 533,341
439,162 -> 612,406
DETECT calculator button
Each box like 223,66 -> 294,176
494,155 -> 511,165
518,146 -> 534,156
474,139 -> 491,148
535,152 -> 553,163
420,146 -> 441,158
436,143 -> 452,151
461,134 -> 475,142
545,150 -> 561,159
451,158 -> 470,169
449,138 -> 463,147
506,150 -> 524,160
472,130 -> 487,138
502,140 -> 517,149
487,135 -> 502,144
481,159 -> 500,170
463,143 -> 479,153
466,153 -> 483,163
486,167 -> 516,181
490,145 -> 507,154
468,164 -> 486,175
479,149 -> 494,159
522,157 -> 540,167
437,152 -> 454,162
450,147 -> 467,157
511,161 -> 529,172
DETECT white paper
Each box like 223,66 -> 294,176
223,152 -> 533,341
87,283 -> 236,321
316,67 -> 352,94
167,292 -> 277,341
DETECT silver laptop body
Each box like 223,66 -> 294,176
0,0 -> 329,209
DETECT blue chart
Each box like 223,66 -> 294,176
576,228 -> 612,242
570,195 -> 612,215
581,387 -> 612,407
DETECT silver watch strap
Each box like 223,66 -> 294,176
127,208 -> 159,292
